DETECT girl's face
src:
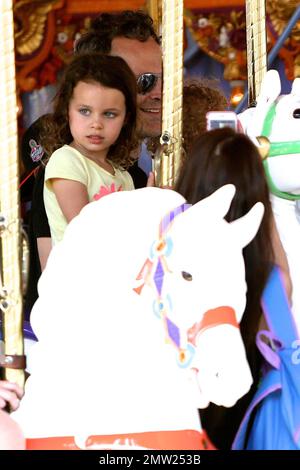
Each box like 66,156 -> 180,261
68,80 -> 126,162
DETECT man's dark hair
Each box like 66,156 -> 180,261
74,10 -> 160,55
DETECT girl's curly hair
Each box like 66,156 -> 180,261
40,53 -> 139,169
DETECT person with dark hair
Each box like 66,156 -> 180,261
75,10 -> 162,141
20,117 -> 50,315
22,10 -> 162,314
179,80 -> 227,156
42,53 -> 138,244
175,127 -> 291,449
146,79 -> 227,161
77,10 -> 160,53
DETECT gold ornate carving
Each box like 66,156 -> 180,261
266,0 -> 300,79
267,0 -> 300,39
184,8 -> 247,81
14,0 -> 62,57
185,2 -> 300,82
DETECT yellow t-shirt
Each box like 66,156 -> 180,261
44,145 -> 134,244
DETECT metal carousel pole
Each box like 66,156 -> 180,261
246,0 -> 267,107
154,0 -> 184,188
146,0 -> 161,36
0,0 -> 25,388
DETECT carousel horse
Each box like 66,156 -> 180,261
13,186 -> 264,450
238,70 -> 300,335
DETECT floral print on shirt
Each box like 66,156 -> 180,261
93,183 -> 123,201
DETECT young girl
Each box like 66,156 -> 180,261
41,54 -> 138,244
175,127 -> 291,449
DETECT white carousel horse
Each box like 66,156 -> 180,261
13,186 -> 263,450
239,70 -> 300,335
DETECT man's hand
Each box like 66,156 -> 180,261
146,171 -> 155,187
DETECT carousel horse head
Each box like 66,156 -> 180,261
238,69 -> 300,200
14,186 -> 264,443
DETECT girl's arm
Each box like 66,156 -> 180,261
37,237 -> 52,271
51,178 -> 89,223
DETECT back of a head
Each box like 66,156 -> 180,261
146,81 -> 227,157
176,127 -> 270,222
75,10 -> 160,55
182,81 -> 227,155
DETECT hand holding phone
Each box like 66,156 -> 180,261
206,111 -> 238,131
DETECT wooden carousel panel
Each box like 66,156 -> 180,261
65,0 -> 245,13
186,0 -> 244,7
65,0 -> 145,14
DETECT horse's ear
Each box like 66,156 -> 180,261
230,202 -> 264,248
256,70 -> 281,107
182,184 -> 236,220
291,77 -> 300,96
239,70 -> 281,136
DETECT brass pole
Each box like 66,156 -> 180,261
155,0 -> 183,188
246,0 -> 267,107
0,0 -> 25,388
146,0 -> 161,35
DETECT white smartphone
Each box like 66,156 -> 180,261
206,111 -> 238,131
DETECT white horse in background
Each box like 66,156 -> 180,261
13,186 -> 263,450
239,70 -> 300,335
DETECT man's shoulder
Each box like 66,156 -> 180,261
128,161 -> 147,188
21,114 -> 51,172
137,141 -> 152,176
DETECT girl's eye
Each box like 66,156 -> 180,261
181,271 -> 193,281
79,108 -> 90,116
104,111 -> 117,118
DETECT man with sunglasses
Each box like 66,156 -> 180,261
22,10 -> 162,316
75,10 -> 162,174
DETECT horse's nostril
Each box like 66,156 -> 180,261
293,108 -> 300,118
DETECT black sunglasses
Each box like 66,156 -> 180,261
136,73 -> 162,95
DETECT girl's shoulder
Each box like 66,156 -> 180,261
45,145 -> 85,175
48,145 -> 84,163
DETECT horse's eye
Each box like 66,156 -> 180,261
293,108 -> 300,119
181,271 -> 193,281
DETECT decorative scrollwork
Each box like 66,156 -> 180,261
184,8 -> 247,81
266,0 -> 300,79
14,0 -> 62,57
267,0 -> 300,38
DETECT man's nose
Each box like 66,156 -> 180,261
148,76 -> 162,100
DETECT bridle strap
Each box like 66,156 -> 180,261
187,306 -> 239,346
261,103 -> 300,200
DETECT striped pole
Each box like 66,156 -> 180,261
155,0 -> 184,188
246,0 -> 267,107
0,0 -> 25,388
